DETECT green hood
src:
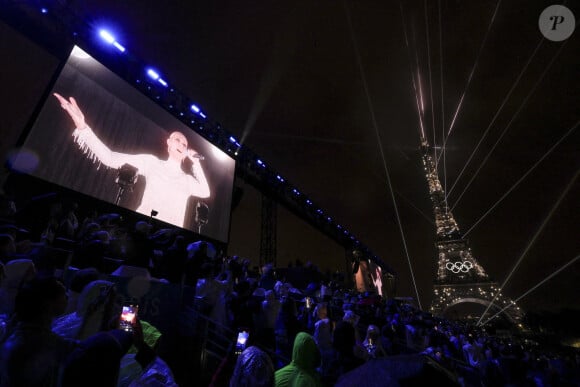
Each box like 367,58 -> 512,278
291,332 -> 320,371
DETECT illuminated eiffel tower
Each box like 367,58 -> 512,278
421,140 -> 523,323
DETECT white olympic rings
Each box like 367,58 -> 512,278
446,261 -> 473,273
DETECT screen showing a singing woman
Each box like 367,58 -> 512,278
12,46 -> 236,243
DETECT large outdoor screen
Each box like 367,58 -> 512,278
13,46 -> 235,243
354,259 -> 387,297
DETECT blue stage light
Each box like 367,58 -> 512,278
99,29 -> 115,44
40,7 -> 48,14
256,159 -> 265,167
113,41 -> 125,52
158,78 -> 168,87
327,216 -> 332,222
316,209 -> 323,214
146,69 -> 159,81
199,112 -> 206,118
276,175 -> 284,182
293,189 -> 300,195
190,104 -> 200,113
306,200 -> 312,205
337,225 -> 342,229
229,136 -> 241,147
98,29 -> 125,53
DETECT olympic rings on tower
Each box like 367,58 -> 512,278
445,261 -> 473,273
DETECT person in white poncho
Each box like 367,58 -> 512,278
53,93 -> 210,228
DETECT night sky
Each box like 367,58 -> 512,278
2,0 -> 578,313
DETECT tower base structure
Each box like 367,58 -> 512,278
431,282 -> 524,324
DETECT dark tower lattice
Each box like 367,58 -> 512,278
421,141 -> 523,323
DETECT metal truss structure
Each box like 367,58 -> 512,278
421,141 -> 523,323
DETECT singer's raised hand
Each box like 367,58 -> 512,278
54,93 -> 86,130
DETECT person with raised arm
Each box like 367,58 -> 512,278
53,93 -> 210,228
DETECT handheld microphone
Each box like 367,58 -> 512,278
189,152 -> 205,161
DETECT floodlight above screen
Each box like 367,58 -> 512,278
13,46 -> 235,242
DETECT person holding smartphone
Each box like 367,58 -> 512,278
0,275 -> 159,387
119,304 -> 138,332
61,313 -> 158,387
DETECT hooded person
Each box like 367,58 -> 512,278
362,324 -> 387,359
275,332 -> 322,387
230,346 -> 275,387
62,268 -> 100,315
53,279 -> 116,340
52,280 -> 175,387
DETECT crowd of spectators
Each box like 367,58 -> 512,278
0,192 -> 579,386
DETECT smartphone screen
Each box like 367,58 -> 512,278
120,305 -> 138,332
235,331 -> 249,355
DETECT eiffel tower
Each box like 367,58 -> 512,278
421,140 -> 523,323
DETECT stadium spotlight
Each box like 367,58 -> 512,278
190,104 -> 206,118
113,42 -> 126,52
99,29 -> 115,44
98,30 -> 125,52
146,68 -> 160,81
229,136 -> 241,148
